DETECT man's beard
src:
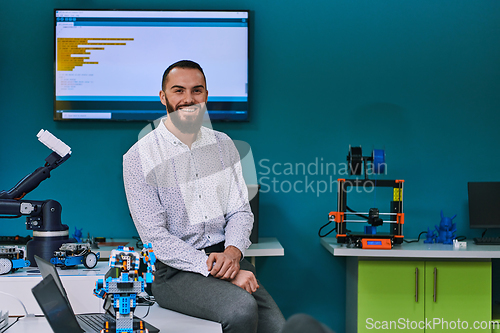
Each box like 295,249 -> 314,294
166,99 -> 206,134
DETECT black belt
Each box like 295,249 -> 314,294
202,241 -> 224,254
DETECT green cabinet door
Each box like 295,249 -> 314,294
358,260 -> 425,332
424,261 -> 491,332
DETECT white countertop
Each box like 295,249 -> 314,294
321,237 -> 500,259
96,237 -> 284,259
4,304 -> 222,333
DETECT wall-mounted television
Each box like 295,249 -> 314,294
54,10 -> 249,121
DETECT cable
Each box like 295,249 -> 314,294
318,220 -> 336,238
0,291 -> 34,318
0,316 -> 19,333
404,231 -> 428,243
482,229 -> 487,238
404,231 -> 467,243
140,304 -> 152,319
137,294 -> 155,319
132,236 -> 143,249
346,206 -> 369,219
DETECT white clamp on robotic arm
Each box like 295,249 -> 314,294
37,129 -> 72,157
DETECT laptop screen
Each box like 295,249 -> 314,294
32,274 -> 84,333
34,255 -> 70,301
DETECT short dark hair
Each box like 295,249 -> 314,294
161,60 -> 206,91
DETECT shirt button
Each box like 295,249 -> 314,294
199,195 -> 202,198
205,216 -> 208,219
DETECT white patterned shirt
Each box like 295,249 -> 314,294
123,121 -> 253,276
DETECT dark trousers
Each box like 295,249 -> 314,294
152,258 -> 285,333
280,314 -> 335,333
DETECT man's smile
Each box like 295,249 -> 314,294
177,105 -> 200,113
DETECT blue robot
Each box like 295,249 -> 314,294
0,246 -> 30,275
51,242 -> 100,269
93,244 -> 156,333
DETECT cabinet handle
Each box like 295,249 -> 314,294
433,267 -> 437,302
415,267 -> 418,302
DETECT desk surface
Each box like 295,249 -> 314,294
4,304 -> 222,333
97,237 -> 284,259
321,238 -> 500,259
2,262 -> 109,279
1,237 -> 284,260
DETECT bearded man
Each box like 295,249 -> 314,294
123,60 -> 285,333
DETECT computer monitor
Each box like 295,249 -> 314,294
468,182 -> 500,229
54,9 -> 249,121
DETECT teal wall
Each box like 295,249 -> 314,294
2,1 -> 500,331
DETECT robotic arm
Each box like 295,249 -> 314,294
0,130 -> 74,266
0,129 -> 71,201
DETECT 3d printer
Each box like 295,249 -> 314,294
329,146 -> 404,249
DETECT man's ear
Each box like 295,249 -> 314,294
159,90 -> 167,106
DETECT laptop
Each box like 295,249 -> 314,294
32,255 -> 159,333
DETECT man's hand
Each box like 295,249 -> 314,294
207,246 -> 241,280
230,270 -> 259,294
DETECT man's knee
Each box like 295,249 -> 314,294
223,292 -> 258,332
